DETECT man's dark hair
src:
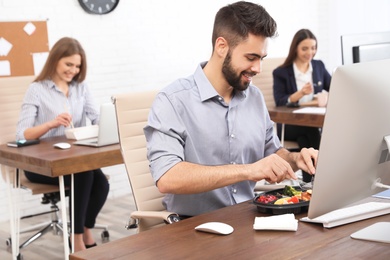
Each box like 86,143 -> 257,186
212,1 -> 277,50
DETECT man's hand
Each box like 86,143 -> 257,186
250,154 -> 297,184
291,147 -> 318,175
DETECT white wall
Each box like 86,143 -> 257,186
1,0 -> 390,222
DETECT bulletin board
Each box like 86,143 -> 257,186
0,21 -> 49,77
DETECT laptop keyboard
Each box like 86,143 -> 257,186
89,138 -> 98,144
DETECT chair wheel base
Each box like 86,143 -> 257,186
101,230 -> 110,242
6,237 -> 12,247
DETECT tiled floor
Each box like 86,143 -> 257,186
0,194 -> 137,260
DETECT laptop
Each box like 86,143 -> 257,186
73,103 -> 119,147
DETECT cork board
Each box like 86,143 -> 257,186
0,21 -> 49,77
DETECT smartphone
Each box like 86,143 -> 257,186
7,139 -> 40,148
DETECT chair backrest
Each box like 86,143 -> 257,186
0,76 -> 34,143
251,58 -> 299,150
113,90 -> 164,231
251,57 -> 285,109
0,76 -> 35,183
0,76 -> 62,193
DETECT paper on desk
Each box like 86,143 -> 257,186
293,107 -> 326,114
253,213 -> 298,231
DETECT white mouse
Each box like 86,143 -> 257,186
53,142 -> 71,149
195,222 -> 234,235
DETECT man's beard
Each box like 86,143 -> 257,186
222,51 -> 251,92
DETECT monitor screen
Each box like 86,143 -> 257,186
341,31 -> 390,65
308,59 -> 390,219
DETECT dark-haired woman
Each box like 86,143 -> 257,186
273,29 -> 331,182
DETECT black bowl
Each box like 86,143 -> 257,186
253,187 -> 310,215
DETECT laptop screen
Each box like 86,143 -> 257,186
73,102 -> 119,147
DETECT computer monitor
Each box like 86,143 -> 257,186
352,43 -> 390,64
341,31 -> 390,65
307,59 -> 390,219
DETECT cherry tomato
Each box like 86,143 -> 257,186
287,196 -> 299,204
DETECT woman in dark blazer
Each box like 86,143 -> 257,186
273,29 -> 331,182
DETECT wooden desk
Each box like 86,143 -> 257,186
0,136 -> 123,177
0,136 -> 123,259
70,199 -> 390,260
268,106 -> 325,128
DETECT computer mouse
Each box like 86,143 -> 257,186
195,222 -> 234,235
53,142 -> 71,149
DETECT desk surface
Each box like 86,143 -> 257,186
70,198 -> 390,260
268,106 -> 325,128
0,136 -> 123,177
1,136 -> 124,259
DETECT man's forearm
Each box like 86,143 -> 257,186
156,161 -> 250,194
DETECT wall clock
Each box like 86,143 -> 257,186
78,0 -> 120,15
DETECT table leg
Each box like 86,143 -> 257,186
71,173 -> 74,254
5,168 -> 20,260
281,123 -> 286,147
59,176 -> 70,259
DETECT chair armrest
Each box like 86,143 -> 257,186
126,210 -> 180,229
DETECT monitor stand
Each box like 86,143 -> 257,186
350,222 -> 390,243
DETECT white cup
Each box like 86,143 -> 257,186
317,91 -> 328,107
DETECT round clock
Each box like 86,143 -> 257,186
78,0 -> 120,15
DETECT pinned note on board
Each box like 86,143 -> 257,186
32,52 -> 49,76
0,60 -> 11,76
0,21 -> 48,77
23,22 -> 36,36
0,37 -> 13,56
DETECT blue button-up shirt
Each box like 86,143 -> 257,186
16,79 -> 99,140
144,62 -> 281,216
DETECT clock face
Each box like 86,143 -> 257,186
78,0 -> 120,15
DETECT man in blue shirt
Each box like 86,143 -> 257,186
144,1 -> 318,217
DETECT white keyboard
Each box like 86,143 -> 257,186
300,202 -> 390,228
